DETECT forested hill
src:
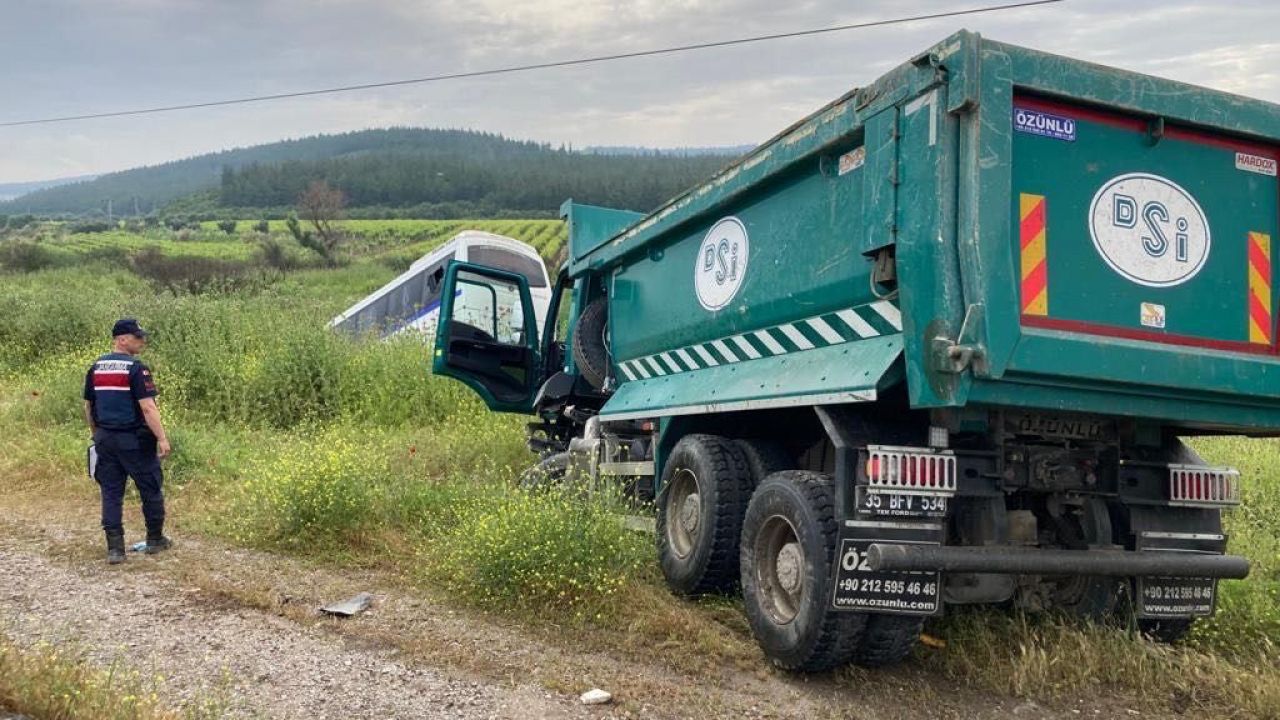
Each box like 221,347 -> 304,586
2,128 -> 741,217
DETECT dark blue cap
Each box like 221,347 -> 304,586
112,318 -> 148,338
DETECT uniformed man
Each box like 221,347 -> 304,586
83,318 -> 172,564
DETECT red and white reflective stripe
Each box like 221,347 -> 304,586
93,371 -> 131,391
1169,464 -> 1241,507
865,445 -> 957,494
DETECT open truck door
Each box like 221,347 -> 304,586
433,262 -> 541,413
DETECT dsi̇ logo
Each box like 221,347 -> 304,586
1088,173 -> 1211,287
694,217 -> 750,311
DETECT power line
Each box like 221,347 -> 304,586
2,0 -> 1064,128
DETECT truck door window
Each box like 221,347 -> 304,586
452,271 -> 526,345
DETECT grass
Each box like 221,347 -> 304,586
0,634 -> 231,720
922,610 -> 1280,718
4,221 -> 1280,716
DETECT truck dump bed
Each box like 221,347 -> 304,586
571,30 -> 1280,432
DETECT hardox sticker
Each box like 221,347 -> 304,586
1236,152 -> 1277,177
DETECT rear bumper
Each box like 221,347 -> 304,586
867,543 -> 1250,579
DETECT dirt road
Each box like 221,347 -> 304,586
0,535 -> 582,719
0,511 -> 1139,719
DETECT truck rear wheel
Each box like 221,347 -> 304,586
734,439 -> 794,488
571,298 -> 609,390
1138,617 -> 1195,644
741,470 -> 866,672
1050,497 -> 1123,621
854,615 -> 924,667
656,434 -> 752,595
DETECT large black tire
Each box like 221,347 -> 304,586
656,435 -> 753,596
741,471 -> 866,672
854,615 -> 924,667
1051,497 -> 1124,622
734,439 -> 794,489
571,298 -> 609,390
518,452 -> 570,491
1138,617 -> 1195,644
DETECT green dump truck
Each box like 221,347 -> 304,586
431,30 -> 1270,670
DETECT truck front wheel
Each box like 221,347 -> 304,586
656,434 -> 752,595
741,471 -> 866,672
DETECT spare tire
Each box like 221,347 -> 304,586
572,298 -> 609,390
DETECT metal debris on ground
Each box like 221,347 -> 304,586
321,592 -> 374,617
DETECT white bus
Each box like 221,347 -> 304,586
329,230 -> 552,342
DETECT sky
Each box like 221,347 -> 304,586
2,0 -> 1279,183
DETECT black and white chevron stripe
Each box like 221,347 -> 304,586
616,300 -> 902,381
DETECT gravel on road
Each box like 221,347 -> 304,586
0,536 -> 587,720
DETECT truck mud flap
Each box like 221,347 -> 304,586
1135,531 -> 1227,619
832,520 -> 943,616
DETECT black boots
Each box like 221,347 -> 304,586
144,526 -> 172,554
105,530 -> 125,564
105,527 -> 171,561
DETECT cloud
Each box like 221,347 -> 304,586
1,0 -> 1278,181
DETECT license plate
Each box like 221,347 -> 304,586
1133,532 -> 1224,618
856,487 -> 948,518
832,537 -> 941,615
1136,577 -> 1216,618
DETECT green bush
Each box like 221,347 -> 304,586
82,244 -> 133,268
216,220 -> 237,235
129,247 -> 268,295
255,236 -> 295,272
233,429 -> 384,547
432,487 -> 647,615
0,270 -> 123,368
0,240 -> 60,272
70,220 -> 114,234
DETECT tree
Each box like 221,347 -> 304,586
217,219 -> 238,235
296,180 -> 346,264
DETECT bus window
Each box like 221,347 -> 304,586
467,246 -> 547,288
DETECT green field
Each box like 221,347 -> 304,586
1,218 -> 567,270
3,219 -> 1280,716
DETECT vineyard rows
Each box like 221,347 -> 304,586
27,219 -> 568,265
